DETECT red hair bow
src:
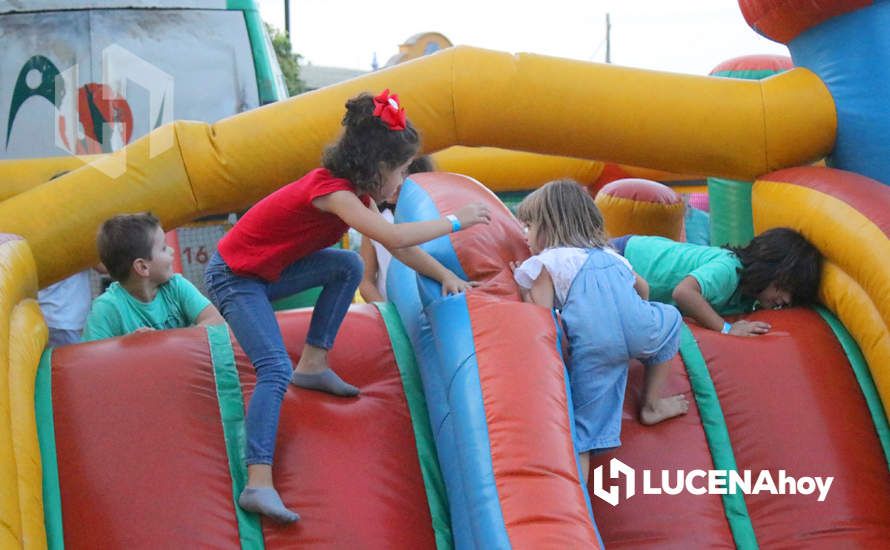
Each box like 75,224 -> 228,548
373,89 -> 407,131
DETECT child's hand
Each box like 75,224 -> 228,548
728,320 -> 771,336
441,273 -> 480,296
455,202 -> 492,229
509,260 -> 522,273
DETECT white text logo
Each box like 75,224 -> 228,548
591,459 -> 833,506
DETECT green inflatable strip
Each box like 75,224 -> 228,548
712,69 -> 786,80
814,306 -> 890,470
227,0 -> 286,104
679,325 -> 759,549
206,324 -> 265,550
496,191 -> 532,214
374,302 -> 453,550
272,286 -> 322,311
35,348 -> 64,550
707,177 -> 754,247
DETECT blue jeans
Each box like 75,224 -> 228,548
204,248 -> 363,464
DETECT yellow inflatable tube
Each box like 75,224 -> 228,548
432,148 -> 702,192
0,235 -> 48,549
0,46 -> 835,285
0,147 -> 699,201
0,156 -> 88,202
432,146 -> 605,191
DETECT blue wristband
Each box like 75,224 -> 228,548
445,214 -> 461,233
721,321 -> 732,334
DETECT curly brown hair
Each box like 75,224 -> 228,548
322,92 -> 421,194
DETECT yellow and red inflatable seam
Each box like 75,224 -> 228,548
819,262 -> 890,417
752,167 -> 890,415
753,172 -> 890,328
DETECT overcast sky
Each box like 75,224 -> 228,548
257,0 -> 790,76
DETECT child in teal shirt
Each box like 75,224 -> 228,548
82,213 -> 223,341
611,228 -> 821,336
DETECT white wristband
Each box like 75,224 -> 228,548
445,214 -> 461,233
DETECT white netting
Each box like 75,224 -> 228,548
173,222 -> 230,296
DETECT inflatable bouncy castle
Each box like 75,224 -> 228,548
1,0 -> 889,548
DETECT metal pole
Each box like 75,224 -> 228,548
284,0 -> 291,37
605,13 -> 611,63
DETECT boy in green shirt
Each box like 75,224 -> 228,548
611,228 -> 821,336
82,213 -> 224,341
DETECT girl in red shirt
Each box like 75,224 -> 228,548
204,90 -> 490,523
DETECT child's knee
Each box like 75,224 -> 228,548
255,355 -> 294,386
663,303 -> 682,328
267,367 -> 293,391
643,332 -> 680,367
340,250 -> 364,282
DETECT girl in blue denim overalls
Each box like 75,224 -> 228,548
512,179 -> 689,482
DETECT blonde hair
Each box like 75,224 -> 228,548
516,179 -> 608,249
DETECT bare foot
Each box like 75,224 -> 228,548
640,394 -> 689,425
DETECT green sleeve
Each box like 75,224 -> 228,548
172,275 -> 212,324
80,297 -> 122,342
688,255 -> 741,308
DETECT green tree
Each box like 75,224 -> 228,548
265,23 -> 304,96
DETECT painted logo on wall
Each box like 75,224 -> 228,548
6,54 -> 135,155
5,46 -> 174,177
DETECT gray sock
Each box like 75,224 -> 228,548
238,487 -> 300,523
290,368 -> 360,397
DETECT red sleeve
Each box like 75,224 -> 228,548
307,174 -> 353,202
302,169 -> 372,207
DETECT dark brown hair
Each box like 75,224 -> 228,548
408,154 -> 435,174
97,212 -> 160,282
731,227 -> 822,305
